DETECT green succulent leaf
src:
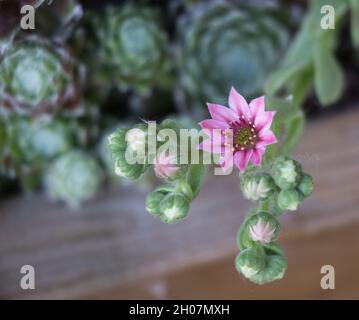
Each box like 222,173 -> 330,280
313,43 -> 344,106
280,110 -> 305,154
265,0 -> 349,108
350,0 -> 359,47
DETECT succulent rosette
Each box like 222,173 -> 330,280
77,4 -> 171,95
199,87 -> 277,172
0,115 -> 73,189
178,0 -> 288,107
0,38 -> 81,116
6,116 -> 72,164
45,150 -> 103,208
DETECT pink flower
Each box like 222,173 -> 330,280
198,87 -> 277,172
249,220 -> 276,244
154,151 -> 180,178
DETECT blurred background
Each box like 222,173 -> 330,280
0,0 -> 359,299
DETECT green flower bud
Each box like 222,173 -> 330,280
125,128 -> 146,155
108,128 -> 128,155
235,248 -> 265,279
108,126 -> 148,180
240,173 -> 275,201
297,173 -> 313,198
159,193 -> 190,223
146,189 -> 168,217
271,156 -> 302,190
45,150 -> 102,208
0,39 -> 80,115
277,189 -> 301,211
249,248 -> 287,285
237,211 -> 280,249
113,152 -> 145,180
236,244 -> 287,285
99,126 -> 157,191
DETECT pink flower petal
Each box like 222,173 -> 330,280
252,147 -> 265,166
249,96 -> 265,120
199,119 -> 228,131
156,167 -> 169,178
255,111 -> 276,132
228,87 -> 251,119
219,151 -> 233,172
234,150 -> 253,172
154,151 -> 180,178
256,130 -> 277,148
207,103 -> 238,124
198,137 -> 223,154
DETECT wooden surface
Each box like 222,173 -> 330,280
0,109 -> 359,299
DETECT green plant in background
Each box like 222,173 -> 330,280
178,0 -> 289,111
0,38 -> 81,116
74,4 -> 172,96
0,115 -> 73,190
45,150 -> 103,208
265,0 -> 359,107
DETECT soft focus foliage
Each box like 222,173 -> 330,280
0,38 -> 81,116
178,1 -> 289,108
265,0 -> 359,107
72,4 -> 172,95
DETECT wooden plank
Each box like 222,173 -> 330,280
0,109 -> 359,299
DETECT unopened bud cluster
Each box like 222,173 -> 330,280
236,156 -> 313,284
271,157 -> 313,212
108,119 -> 204,224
